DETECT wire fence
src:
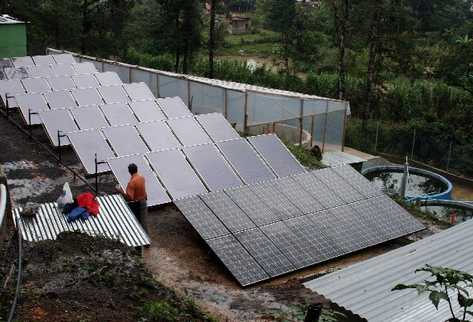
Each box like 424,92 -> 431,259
46,48 -> 348,152
345,118 -> 473,178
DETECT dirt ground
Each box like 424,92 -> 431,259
1,110 -> 469,321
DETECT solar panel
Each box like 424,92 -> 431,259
71,106 -> 109,130
128,100 -> 167,122
332,165 -> 382,198
146,150 -> 207,199
46,76 -> 76,92
175,197 -> 230,240
50,64 -> 76,76
167,117 -> 212,146
195,113 -> 240,142
206,234 -> 269,286
201,192 -> 255,233
99,103 -> 138,126
95,72 -> 123,86
107,155 -> 171,206
157,97 -> 192,118
284,214 -> 341,262
183,144 -> 242,191
249,181 -> 302,220
123,83 -> 155,101
98,85 -> 130,104
43,91 -> 77,109
311,168 -> 364,204
67,130 -> 115,174
247,134 -> 305,177
39,109 -> 78,146
102,125 -> 149,156
72,74 -> 100,89
12,56 -> 34,68
136,122 -> 181,151
217,139 -> 276,184
174,165 -> 425,286
260,221 -> 315,269
273,177 -> 324,214
326,205 -> 374,253
21,78 -> 51,93
224,186 -> 280,226
0,79 -> 24,107
32,55 -> 56,66
25,65 -> 53,78
52,53 -> 76,65
71,88 -> 103,106
236,228 -> 295,276
16,93 -> 49,125
73,62 -> 97,74
292,172 -> 344,209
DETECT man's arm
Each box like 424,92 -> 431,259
125,181 -> 136,201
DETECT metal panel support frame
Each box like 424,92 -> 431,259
224,89 -> 228,119
321,102 -> 329,153
299,99 -> 304,146
243,92 -> 249,136
4,93 -> 12,118
94,153 -> 107,196
28,109 -> 39,136
341,103 -> 348,152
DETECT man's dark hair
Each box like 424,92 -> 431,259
128,163 -> 138,175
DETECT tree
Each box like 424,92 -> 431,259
267,0 -> 296,72
327,0 -> 352,99
393,265 -> 473,322
209,0 -> 217,78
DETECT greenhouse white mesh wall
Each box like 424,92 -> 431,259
46,48 -> 349,151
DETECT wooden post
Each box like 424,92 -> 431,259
128,66 -> 133,83
187,79 -> 191,109
156,73 -> 161,98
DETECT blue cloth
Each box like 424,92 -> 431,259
67,207 -> 90,222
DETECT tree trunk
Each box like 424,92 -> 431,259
81,0 -> 89,54
208,0 -> 216,78
331,0 -> 351,100
174,13 -> 180,72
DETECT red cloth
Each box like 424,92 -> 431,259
77,192 -> 100,216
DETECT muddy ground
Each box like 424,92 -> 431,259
0,110 -> 467,321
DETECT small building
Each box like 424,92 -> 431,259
0,15 -> 27,57
229,15 -> 251,35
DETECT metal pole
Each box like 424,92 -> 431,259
374,120 -> 380,153
446,141 -> 453,171
95,153 -> 99,195
321,102 -> 329,153
341,103 -> 348,152
57,130 -> 62,164
410,128 -> 417,160
299,99 -> 304,146
128,67 -> 132,83
187,79 -> 191,108
224,89 -> 228,119
101,61 -> 105,72
243,92 -> 249,136
156,73 -> 160,98
310,115 -> 315,148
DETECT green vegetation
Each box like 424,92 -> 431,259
394,197 -> 452,229
140,301 -> 179,322
393,265 -> 473,322
286,143 -> 325,170
4,0 -> 473,176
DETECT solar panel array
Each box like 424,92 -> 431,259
175,165 -> 425,286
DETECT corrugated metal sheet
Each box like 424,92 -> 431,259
12,194 -> 150,247
305,219 -> 473,322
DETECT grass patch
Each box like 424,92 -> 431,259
286,144 -> 324,170
140,300 -> 179,322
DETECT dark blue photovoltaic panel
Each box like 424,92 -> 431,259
247,134 -> 305,177
273,177 -> 324,214
311,168 -> 364,204
292,172 -> 344,209
332,165 -> 383,198
102,125 -> 149,156
206,234 -> 269,286
201,192 -> 255,233
174,197 -> 229,240
195,113 -> 240,142
235,228 -> 295,276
